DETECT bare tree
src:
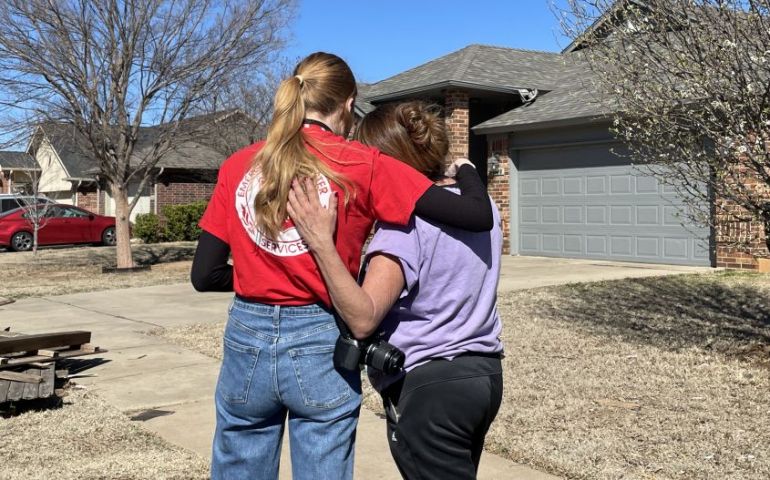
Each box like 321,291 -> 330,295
558,0 -> 770,257
0,0 -> 295,268
4,157 -> 53,254
195,58 -> 294,158
15,173 -> 54,255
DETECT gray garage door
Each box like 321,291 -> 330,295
516,149 -> 711,266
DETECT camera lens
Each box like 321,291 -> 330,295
382,348 -> 405,375
364,340 -> 405,375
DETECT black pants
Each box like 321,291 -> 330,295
379,353 -> 504,480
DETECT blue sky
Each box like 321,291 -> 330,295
284,0 -> 571,84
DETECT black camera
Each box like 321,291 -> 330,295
334,334 -> 405,375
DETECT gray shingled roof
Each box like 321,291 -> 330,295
356,44 -> 617,132
362,44 -> 572,101
473,54 -> 616,132
131,110 -> 256,171
34,110 -> 256,179
355,83 -> 376,116
473,88 -> 614,132
36,122 -> 99,178
0,151 -> 37,170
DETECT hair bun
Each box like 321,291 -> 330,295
357,100 -> 448,178
399,102 -> 441,147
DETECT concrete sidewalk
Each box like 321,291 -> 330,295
0,284 -> 559,480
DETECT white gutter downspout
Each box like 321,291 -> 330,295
154,167 -> 164,214
74,180 -> 82,206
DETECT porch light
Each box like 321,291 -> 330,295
487,153 -> 503,177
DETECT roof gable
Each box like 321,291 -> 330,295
32,123 -> 97,178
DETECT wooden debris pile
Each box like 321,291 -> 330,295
0,330 -> 106,405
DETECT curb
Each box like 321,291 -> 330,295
0,296 -> 15,306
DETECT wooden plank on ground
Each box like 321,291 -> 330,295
0,379 -> 9,402
0,371 -> 44,383
38,365 -> 55,398
81,344 -> 100,353
0,347 -> 107,369
6,378 -> 25,401
22,370 -> 40,399
0,331 -> 91,355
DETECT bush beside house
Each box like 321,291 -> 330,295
134,201 -> 207,244
163,202 -> 207,242
134,213 -> 164,244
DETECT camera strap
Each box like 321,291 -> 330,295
332,310 -> 355,339
331,310 -> 362,372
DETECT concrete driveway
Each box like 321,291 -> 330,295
498,255 -> 712,293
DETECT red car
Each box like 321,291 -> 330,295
0,204 -> 116,251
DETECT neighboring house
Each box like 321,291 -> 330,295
355,38 -> 758,269
0,151 -> 39,194
26,110 -> 258,222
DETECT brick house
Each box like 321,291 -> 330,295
25,110 -> 257,222
355,41 -> 767,269
0,151 -> 39,194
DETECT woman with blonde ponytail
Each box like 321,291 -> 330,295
192,53 -> 493,480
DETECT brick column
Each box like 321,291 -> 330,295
488,134 -> 511,254
715,200 -> 768,270
444,89 -> 469,159
0,172 -> 8,193
712,154 -> 770,269
77,186 -> 104,214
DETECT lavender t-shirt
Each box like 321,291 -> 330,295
364,189 -> 504,391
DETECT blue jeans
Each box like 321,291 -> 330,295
211,298 -> 362,479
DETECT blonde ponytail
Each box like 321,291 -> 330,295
252,53 -> 354,240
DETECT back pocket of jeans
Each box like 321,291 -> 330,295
218,337 -> 260,405
289,345 -> 351,409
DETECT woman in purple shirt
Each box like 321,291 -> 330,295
287,101 -> 504,480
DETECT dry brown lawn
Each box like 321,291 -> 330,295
0,242 -> 196,300
488,272 -> 770,480
151,271 -> 770,480
0,388 -> 209,480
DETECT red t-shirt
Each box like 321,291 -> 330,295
199,124 -> 433,306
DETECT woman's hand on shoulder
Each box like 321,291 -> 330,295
444,157 -> 475,178
287,177 -> 338,253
